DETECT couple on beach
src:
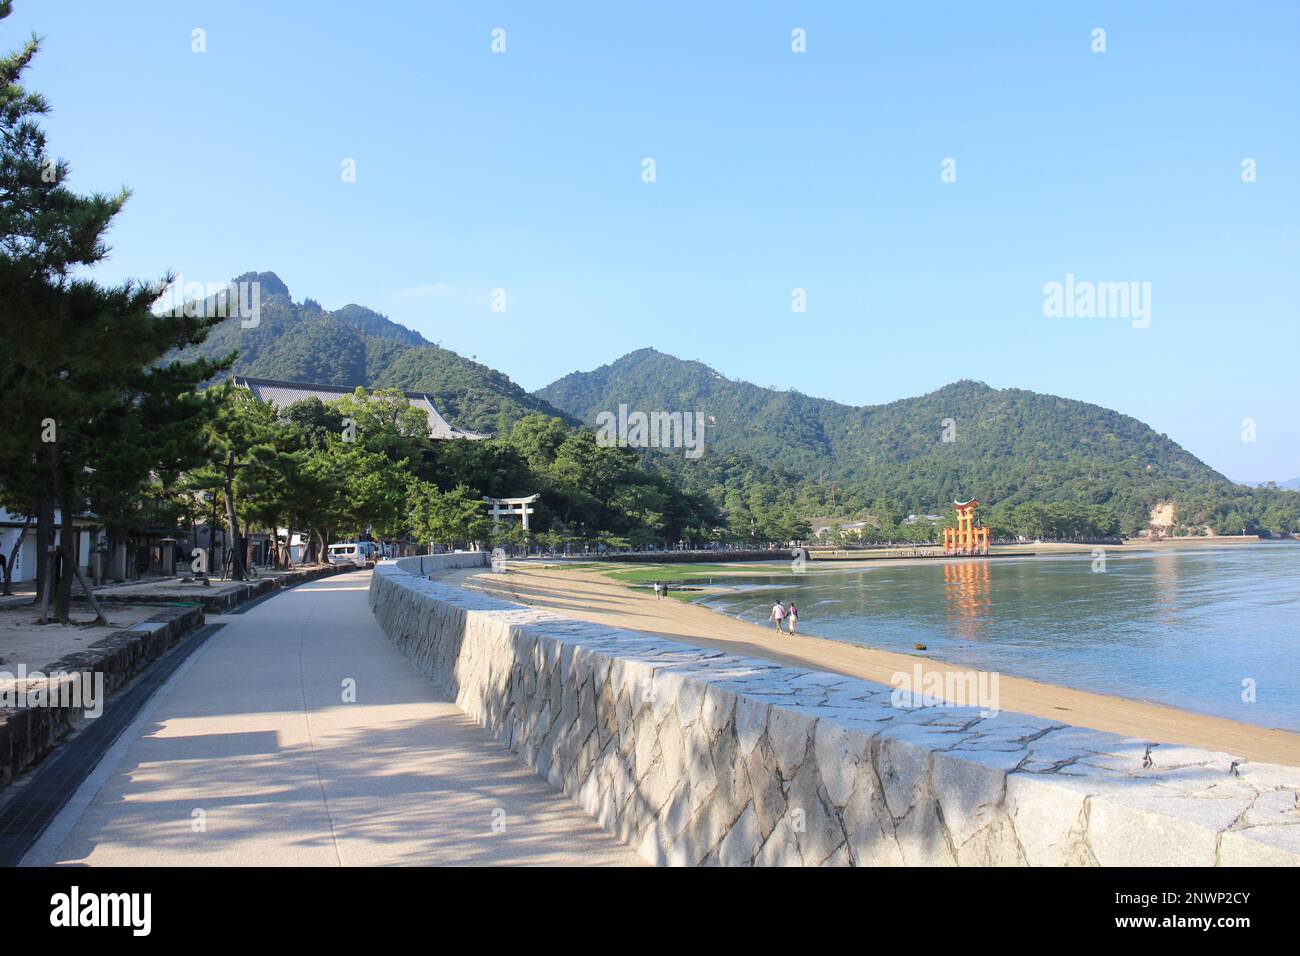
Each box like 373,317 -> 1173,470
770,599 -> 798,634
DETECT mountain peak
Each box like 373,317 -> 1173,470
612,347 -> 685,366
233,270 -> 290,298
928,379 -> 994,396
331,303 -> 427,347
611,348 -> 724,376
180,276 -> 575,432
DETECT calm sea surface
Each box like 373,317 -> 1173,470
697,543 -> 1300,731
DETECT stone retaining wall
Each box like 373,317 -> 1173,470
369,558 -> 1300,866
93,562 -> 355,611
394,552 -> 492,576
0,605 -> 203,790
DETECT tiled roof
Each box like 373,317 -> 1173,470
232,377 -> 488,440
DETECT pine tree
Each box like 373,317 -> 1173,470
191,386 -> 284,581
0,2 -> 229,620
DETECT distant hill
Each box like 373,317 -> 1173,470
177,272 -> 574,434
536,348 -> 1235,530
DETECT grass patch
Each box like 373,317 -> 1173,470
598,564 -> 758,584
666,590 -> 701,604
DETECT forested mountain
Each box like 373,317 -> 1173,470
331,302 -> 428,347
173,276 -> 1299,540
537,349 -> 1300,536
176,272 -> 574,434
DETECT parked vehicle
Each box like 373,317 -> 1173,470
327,541 -> 376,567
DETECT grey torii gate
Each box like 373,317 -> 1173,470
483,494 -> 539,531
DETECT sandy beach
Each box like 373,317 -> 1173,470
449,561 -> 1300,768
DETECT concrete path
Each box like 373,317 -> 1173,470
23,571 -> 637,866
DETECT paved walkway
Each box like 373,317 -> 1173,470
22,571 -> 637,866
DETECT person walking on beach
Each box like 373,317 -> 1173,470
786,601 -> 799,634
770,599 -> 786,634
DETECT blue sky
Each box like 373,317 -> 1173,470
14,1 -> 1300,480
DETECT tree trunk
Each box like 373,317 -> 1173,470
39,545 -> 54,625
104,528 -> 117,582
54,496 -> 77,624
34,495 -> 53,606
73,560 -> 108,626
91,525 -> 104,586
223,465 -> 245,581
46,435 -> 78,624
187,507 -> 198,576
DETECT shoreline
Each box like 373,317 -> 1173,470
559,536 -> 1286,582
448,561 -> 1300,768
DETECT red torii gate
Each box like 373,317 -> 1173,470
943,499 -> 989,556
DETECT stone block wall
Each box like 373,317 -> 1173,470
93,562 -> 356,610
369,559 -> 1300,866
393,552 -> 490,577
0,605 -> 203,790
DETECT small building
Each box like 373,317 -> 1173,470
0,507 -> 99,586
810,517 -> 875,539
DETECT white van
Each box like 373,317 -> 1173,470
327,542 -> 375,567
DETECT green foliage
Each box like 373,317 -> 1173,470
409,482 -> 491,549
0,3 -> 228,615
188,383 -> 723,555
538,349 -> 1300,540
981,500 -> 1121,540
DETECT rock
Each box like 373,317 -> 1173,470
715,803 -> 763,866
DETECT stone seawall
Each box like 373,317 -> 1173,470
369,557 -> 1300,866
394,553 -> 494,576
